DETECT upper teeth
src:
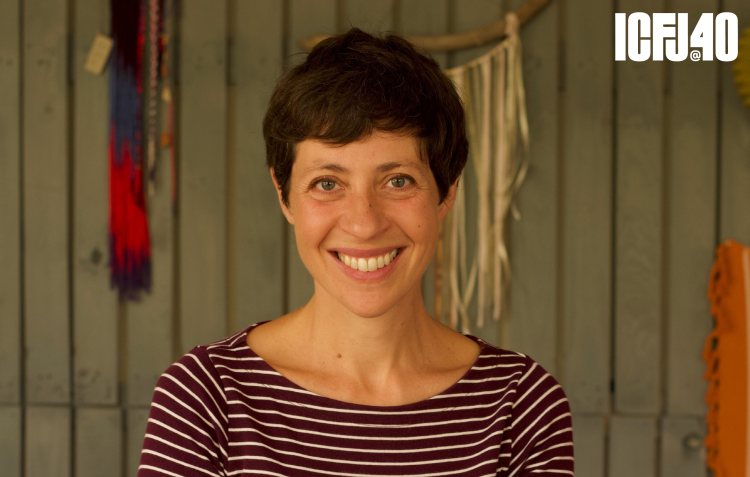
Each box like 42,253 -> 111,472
337,249 -> 398,272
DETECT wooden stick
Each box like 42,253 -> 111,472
298,0 -> 552,52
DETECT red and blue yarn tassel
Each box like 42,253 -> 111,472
109,0 -> 151,299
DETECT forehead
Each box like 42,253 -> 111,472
295,133 -> 425,174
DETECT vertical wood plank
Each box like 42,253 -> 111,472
127,163 -> 174,404
609,416 -> 657,477
0,0 -> 21,404
23,0 -> 70,404
506,0 -> 559,374
659,416 -> 706,477
400,0 -> 448,68
344,0 -> 394,33
286,0 -> 337,312
233,0 -> 284,327
560,0 -> 613,414
288,0 -> 337,58
127,408 -> 149,477
76,408 -> 122,477
720,2 -> 750,245
126,3 -> 175,406
73,0 -> 118,406
666,0 -> 718,416
614,0 -> 664,414
450,0 -> 506,346
0,407 -> 21,477
179,0 -> 228,351
572,415 -> 605,477
26,406 -> 71,477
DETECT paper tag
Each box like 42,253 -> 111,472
84,33 -> 114,75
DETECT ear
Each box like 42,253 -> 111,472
437,177 -> 459,221
270,168 -> 294,225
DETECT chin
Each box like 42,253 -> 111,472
328,286 -> 407,319
342,295 -> 398,318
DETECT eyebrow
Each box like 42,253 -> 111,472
309,162 -> 412,174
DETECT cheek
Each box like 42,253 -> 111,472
293,197 -> 339,249
392,198 -> 439,244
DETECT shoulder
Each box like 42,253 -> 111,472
140,331 -> 253,474
475,345 -> 574,472
465,337 -> 529,379
155,327 -> 253,407
470,339 -> 572,429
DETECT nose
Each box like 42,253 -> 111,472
339,188 -> 390,240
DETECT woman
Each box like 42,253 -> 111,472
138,28 -> 573,476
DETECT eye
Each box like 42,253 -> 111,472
387,176 -> 412,188
314,180 -> 339,191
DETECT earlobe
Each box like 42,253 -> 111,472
270,168 -> 295,225
437,177 -> 459,221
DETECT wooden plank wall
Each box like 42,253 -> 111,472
1,0 -> 748,475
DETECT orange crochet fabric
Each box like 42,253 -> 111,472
704,239 -> 750,477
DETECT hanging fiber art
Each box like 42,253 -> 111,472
704,239 -> 750,477
109,0 -> 158,298
439,13 -> 529,334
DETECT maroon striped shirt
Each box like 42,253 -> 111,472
138,322 -> 574,476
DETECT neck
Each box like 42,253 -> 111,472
291,281 -> 440,380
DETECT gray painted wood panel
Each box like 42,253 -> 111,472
666,0 -> 718,416
72,0 -> 118,405
609,416 -> 657,477
126,4 -> 176,406
345,0 -> 394,33
179,0 -> 228,352
127,156 -> 175,405
560,0 -> 613,414
615,0 -> 664,414
285,0 -> 337,313
26,406 -> 71,477
659,415 -> 706,477
23,0 -> 70,404
233,0 -> 285,328
507,0 -> 559,375
720,2 -> 750,245
607,416 -> 657,477
400,0 -> 448,68
127,408 -> 150,477
0,0 -> 20,404
0,407 -> 21,477
76,408 -> 122,477
572,415 -> 605,477
289,0 -> 338,58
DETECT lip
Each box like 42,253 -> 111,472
329,246 -> 404,259
329,249 -> 402,282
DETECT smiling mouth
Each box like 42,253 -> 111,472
335,249 -> 399,272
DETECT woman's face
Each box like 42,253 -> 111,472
274,131 -> 456,318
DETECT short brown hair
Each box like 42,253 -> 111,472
263,28 -> 468,206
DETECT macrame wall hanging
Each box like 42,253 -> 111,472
440,13 -> 529,334
109,0 -> 167,299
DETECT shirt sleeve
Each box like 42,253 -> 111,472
507,355 -> 574,476
137,346 -> 229,477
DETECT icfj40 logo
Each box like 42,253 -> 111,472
615,13 -> 739,62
